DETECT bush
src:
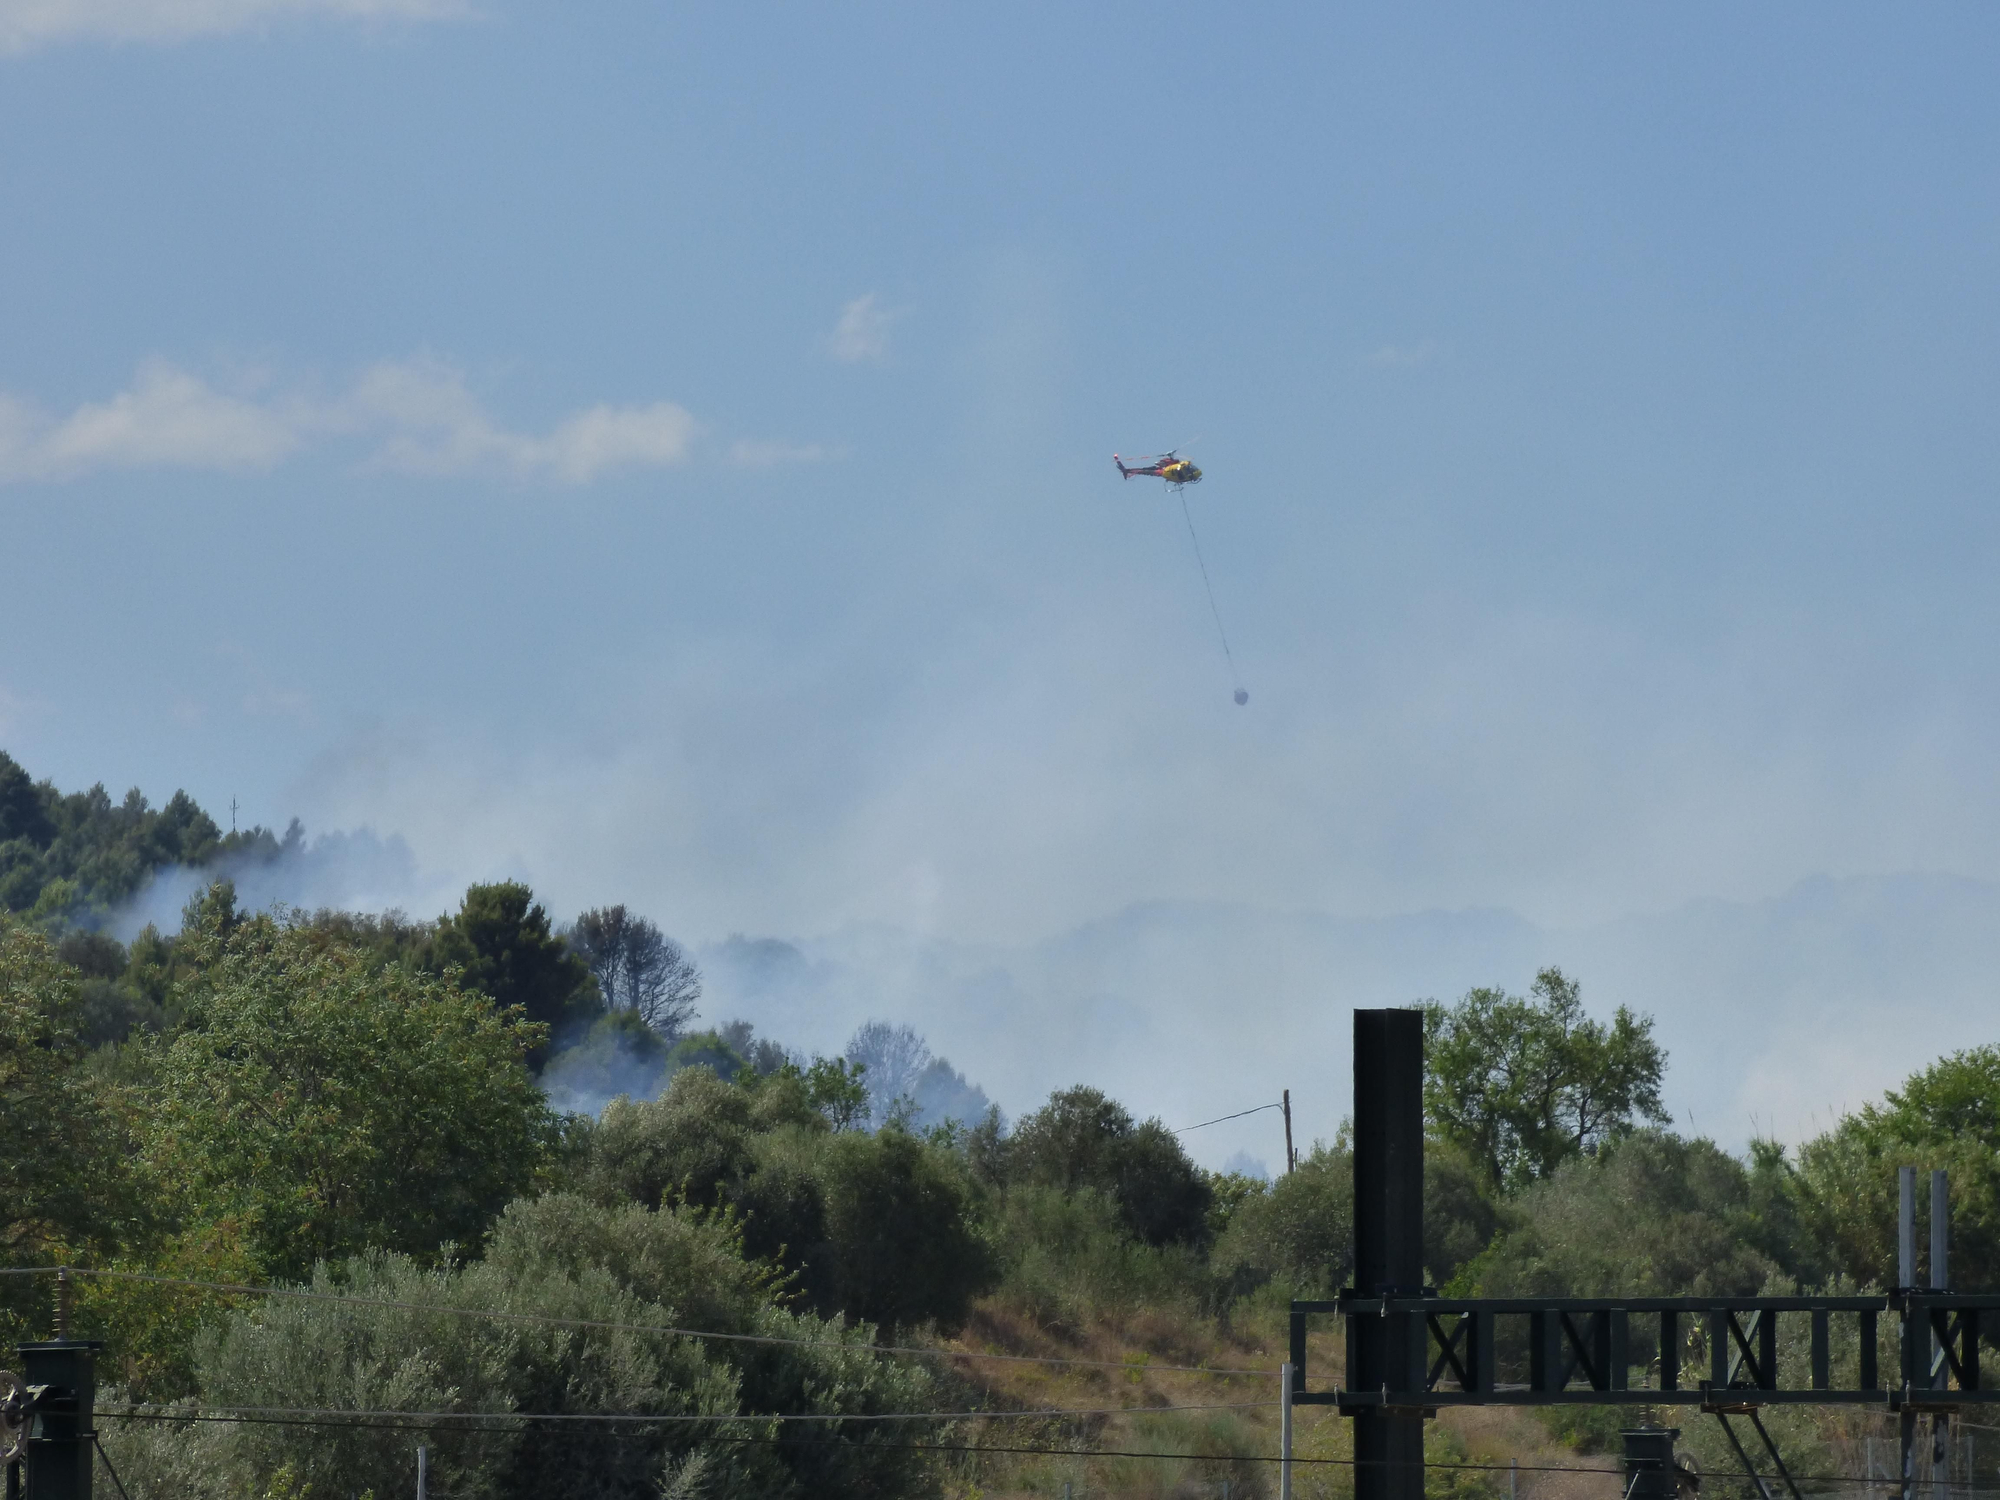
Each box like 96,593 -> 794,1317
1212,1144 -> 1353,1298
576,1065 -> 758,1212
1795,1046 -> 2000,1290
748,1124 -> 996,1332
1008,1086 -> 1214,1248
99,1194 -> 948,1500
140,908 -> 556,1279
1473,1130 -> 1777,1298
989,1182 -> 1204,1330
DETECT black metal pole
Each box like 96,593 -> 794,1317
18,1341 -> 99,1500
1351,1008 -> 1425,1500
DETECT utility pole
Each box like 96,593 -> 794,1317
1282,1089 -> 1296,1175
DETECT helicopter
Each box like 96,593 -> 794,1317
1110,445 -> 1247,706
1113,450 -> 1203,486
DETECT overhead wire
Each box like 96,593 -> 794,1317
98,1399 -> 1275,1427
13,1266 -> 1279,1377
1174,1102 -> 1281,1134
89,1411 -> 1940,1488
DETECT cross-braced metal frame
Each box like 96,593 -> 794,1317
1299,1011 -> 1990,1500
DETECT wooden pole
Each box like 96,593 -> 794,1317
1283,1089 -> 1296,1175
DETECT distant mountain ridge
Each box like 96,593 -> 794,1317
700,872 -> 2000,1170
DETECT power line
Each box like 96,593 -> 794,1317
94,1408 -> 1968,1496
1175,1103 -> 1281,1134
100,1399 -> 1274,1427
89,1412 -> 1930,1487
22,1266 -> 1278,1378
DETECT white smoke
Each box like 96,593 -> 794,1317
110,821 -> 452,940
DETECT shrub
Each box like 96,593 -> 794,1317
1009,1086 -> 1214,1248
749,1125 -> 996,1332
576,1065 -> 757,1211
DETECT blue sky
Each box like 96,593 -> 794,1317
5,2 -> 2000,1140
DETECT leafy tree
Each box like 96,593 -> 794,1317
567,904 -> 702,1040
746,1124 -> 996,1331
1008,1085 -> 1214,1247
1473,1130 -> 1777,1298
54,927 -> 163,1047
1211,1143 -> 1354,1296
1424,968 -> 1668,1191
1795,1046 -> 2000,1290
143,898 -> 559,1278
427,881 -> 603,1068
112,1195 -> 943,1500
664,1028 -> 749,1082
784,1054 -> 870,1130
0,919 -> 132,1272
717,1019 -> 791,1076
300,906 -> 437,972
578,1065 -> 760,1213
1424,1139 -> 1500,1287
577,1066 -> 993,1331
0,752 -> 294,923
0,751 -> 54,848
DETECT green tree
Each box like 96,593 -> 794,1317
1425,1140 -> 1500,1287
110,1195 -> 943,1500
0,752 -> 55,848
1424,968 -> 1668,1191
1211,1143 -> 1354,1297
746,1124 -> 997,1331
1474,1130 -> 1777,1298
426,881 -> 603,1068
143,899 -> 558,1278
1007,1085 -> 1214,1247
577,1065 -> 759,1213
1795,1046 -> 2000,1290
0,919 -> 132,1271
0,751 -> 299,922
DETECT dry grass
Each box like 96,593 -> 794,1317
923,1299 -> 1627,1500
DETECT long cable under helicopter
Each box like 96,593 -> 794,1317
1176,486 -> 1247,704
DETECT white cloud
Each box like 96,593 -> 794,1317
349,358 -> 696,482
0,361 -> 302,480
536,402 -> 699,484
829,293 -> 897,363
0,356 -> 697,486
0,0 -> 469,54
